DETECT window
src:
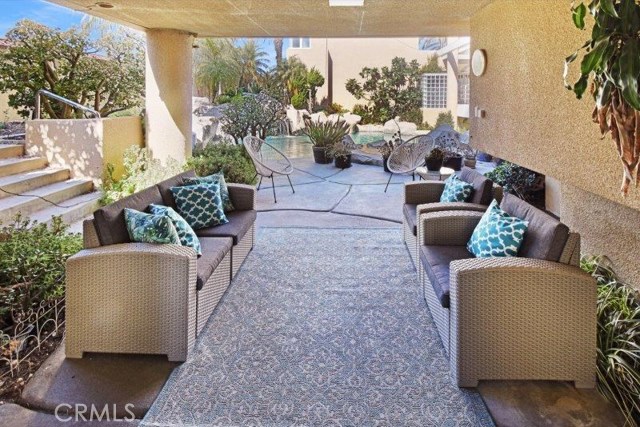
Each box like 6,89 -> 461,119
418,37 -> 447,51
422,73 -> 448,108
290,38 -> 310,48
457,74 -> 470,105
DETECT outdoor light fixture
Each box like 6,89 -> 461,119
329,0 -> 364,6
95,2 -> 114,8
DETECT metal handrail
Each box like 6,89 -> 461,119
33,89 -> 101,119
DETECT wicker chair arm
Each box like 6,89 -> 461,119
416,202 -> 488,215
420,210 -> 484,246
227,183 -> 256,211
404,181 -> 445,205
448,257 -> 597,387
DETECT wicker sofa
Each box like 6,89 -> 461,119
403,167 -> 493,268
65,171 -> 256,362
418,193 -> 596,388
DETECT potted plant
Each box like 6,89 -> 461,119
443,149 -> 463,171
302,117 -> 350,164
329,141 -> 352,169
425,147 -> 445,171
378,131 -> 403,173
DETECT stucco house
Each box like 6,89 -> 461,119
287,36 -> 470,126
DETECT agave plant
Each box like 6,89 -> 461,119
301,117 -> 350,149
565,0 -> 640,195
581,256 -> 640,426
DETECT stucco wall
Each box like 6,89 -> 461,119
470,0 -> 640,289
26,116 -> 144,184
288,37 -> 463,124
0,91 -> 21,122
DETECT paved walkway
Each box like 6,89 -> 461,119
256,158 -> 410,228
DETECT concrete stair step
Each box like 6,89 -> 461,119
29,191 -> 101,227
0,168 -> 71,200
0,179 -> 94,223
0,144 -> 24,159
0,156 -> 47,178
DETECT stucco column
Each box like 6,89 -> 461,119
145,29 -> 194,164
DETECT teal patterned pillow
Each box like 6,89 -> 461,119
184,173 -> 234,212
440,174 -> 474,203
170,182 -> 229,230
148,204 -> 202,256
467,200 -> 529,258
124,208 -> 181,245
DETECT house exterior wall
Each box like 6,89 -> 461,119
287,37 -> 465,125
470,0 -> 640,289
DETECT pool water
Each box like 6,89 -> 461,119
266,132 -> 387,159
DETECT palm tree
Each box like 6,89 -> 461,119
194,38 -> 239,101
273,38 -> 283,66
235,40 -> 269,90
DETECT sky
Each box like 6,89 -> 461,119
0,0 -> 278,67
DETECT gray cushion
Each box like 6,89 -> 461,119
195,209 -> 257,245
156,170 -> 197,209
420,245 -> 473,308
197,237 -> 233,291
460,167 -> 493,206
93,186 -> 164,246
403,204 -> 418,236
500,193 -> 569,262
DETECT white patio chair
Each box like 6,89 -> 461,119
384,134 -> 434,192
243,136 -> 295,203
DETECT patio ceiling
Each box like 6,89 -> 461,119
46,0 -> 494,37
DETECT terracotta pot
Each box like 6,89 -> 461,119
312,146 -> 332,164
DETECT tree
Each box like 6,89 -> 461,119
273,38 -> 283,66
262,57 -> 325,110
194,38 -> 240,101
221,93 -> 285,143
345,57 -> 424,124
0,20 -> 144,119
235,40 -> 268,90
421,54 -> 446,73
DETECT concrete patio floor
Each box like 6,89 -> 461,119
3,160 -> 626,426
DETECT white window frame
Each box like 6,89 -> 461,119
457,74 -> 470,105
422,73 -> 448,109
290,37 -> 310,49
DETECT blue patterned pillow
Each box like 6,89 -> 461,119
148,204 -> 202,256
467,200 -> 529,258
184,173 -> 234,212
440,174 -> 474,203
170,182 -> 229,230
124,208 -> 181,245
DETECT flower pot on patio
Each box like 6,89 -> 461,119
312,146 -> 333,164
464,157 -> 477,169
334,154 -> 352,169
425,157 -> 443,172
443,154 -> 463,171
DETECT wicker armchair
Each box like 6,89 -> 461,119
243,136 -> 294,203
418,194 -> 596,388
384,134 -> 433,192
403,167 -> 493,268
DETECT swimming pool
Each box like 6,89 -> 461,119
266,132 -> 387,159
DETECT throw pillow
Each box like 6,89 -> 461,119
124,208 -> 181,245
467,200 -> 529,258
149,204 -> 202,256
184,173 -> 235,212
170,182 -> 229,230
440,174 -> 474,203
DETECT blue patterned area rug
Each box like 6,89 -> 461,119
142,228 -> 495,427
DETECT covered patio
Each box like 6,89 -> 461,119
4,0 -> 638,426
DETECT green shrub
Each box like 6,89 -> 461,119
291,93 -> 307,110
435,111 -> 455,128
400,108 -> 424,126
485,161 -> 544,208
581,256 -> 640,426
100,146 -> 183,205
0,216 -> 82,330
187,142 -> 257,185
326,103 -> 347,115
